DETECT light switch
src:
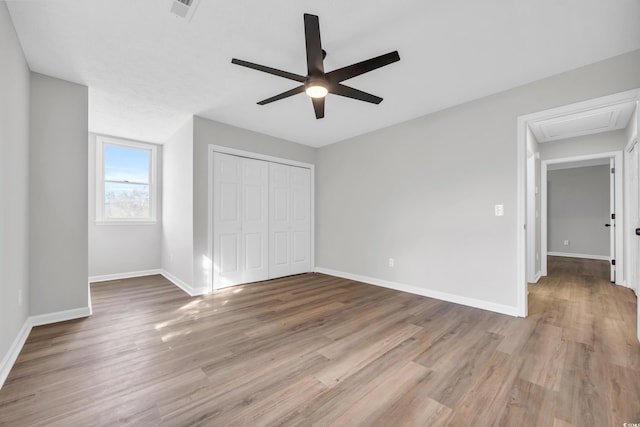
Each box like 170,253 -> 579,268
495,204 -> 504,216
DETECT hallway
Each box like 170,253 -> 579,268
527,256 -> 639,424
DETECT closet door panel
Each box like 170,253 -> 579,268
273,232 -> 288,265
213,153 -> 243,286
244,232 -> 263,270
240,157 -> 269,283
290,167 -> 311,274
219,233 -> 239,273
269,163 -> 311,279
213,153 -> 268,288
292,231 -> 306,263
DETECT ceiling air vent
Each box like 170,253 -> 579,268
169,0 -> 199,21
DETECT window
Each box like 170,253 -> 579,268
96,136 -> 157,223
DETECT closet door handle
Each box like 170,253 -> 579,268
636,228 -> 640,236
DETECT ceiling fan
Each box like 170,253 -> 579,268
231,13 -> 400,119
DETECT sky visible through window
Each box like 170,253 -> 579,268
104,144 -> 151,219
104,144 -> 149,183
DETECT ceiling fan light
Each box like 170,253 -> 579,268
305,83 -> 328,98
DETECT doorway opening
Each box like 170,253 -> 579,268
541,152 -> 622,283
517,88 -> 640,321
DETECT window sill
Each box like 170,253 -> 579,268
95,220 -> 158,226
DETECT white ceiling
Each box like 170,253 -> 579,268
530,101 -> 636,143
6,0 -> 640,147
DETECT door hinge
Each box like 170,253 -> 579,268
611,259 -> 616,266
611,167 -> 615,174
611,213 -> 616,220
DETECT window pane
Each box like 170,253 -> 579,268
104,144 -> 150,183
104,182 -> 150,219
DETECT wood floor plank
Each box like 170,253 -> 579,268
313,322 -> 422,387
517,320 -> 567,391
287,338 -> 430,426
441,350 -> 524,425
0,256 -> 638,426
327,361 -> 432,427
497,378 -> 557,426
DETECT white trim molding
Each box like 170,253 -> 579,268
0,320 -> 32,390
547,252 -> 610,261
315,267 -> 521,317
527,271 -> 543,284
95,135 -> 159,224
89,269 -> 163,283
161,270 -> 209,297
0,306 -> 92,390
30,307 -> 92,327
89,269 -> 209,297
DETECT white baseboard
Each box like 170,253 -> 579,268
89,269 -> 208,297
528,271 -> 542,284
0,305 -> 92,390
314,267 -> 521,317
29,306 -> 92,327
547,252 -> 610,261
89,269 -> 162,283
0,319 -> 31,390
161,270 -> 209,297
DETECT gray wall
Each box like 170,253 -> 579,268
162,118 -> 194,287
191,117 -> 316,291
29,73 -> 89,315
316,49 -> 640,310
0,1 -> 30,375
88,133 -> 162,278
548,166 -> 610,256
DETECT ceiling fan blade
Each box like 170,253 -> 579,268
231,58 -> 306,82
257,85 -> 305,105
311,97 -> 325,119
326,51 -> 400,83
329,83 -> 383,104
304,14 -> 324,76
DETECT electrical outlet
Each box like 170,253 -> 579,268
18,289 -> 23,305
563,240 -> 569,246
494,204 -> 504,216
388,258 -> 395,268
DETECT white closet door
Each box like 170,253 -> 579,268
269,163 -> 311,278
241,156 -> 269,283
213,153 -> 268,288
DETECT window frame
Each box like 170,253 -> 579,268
95,136 -> 158,225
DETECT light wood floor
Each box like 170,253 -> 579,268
0,257 -> 638,426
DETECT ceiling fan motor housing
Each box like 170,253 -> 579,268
231,13 -> 400,119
